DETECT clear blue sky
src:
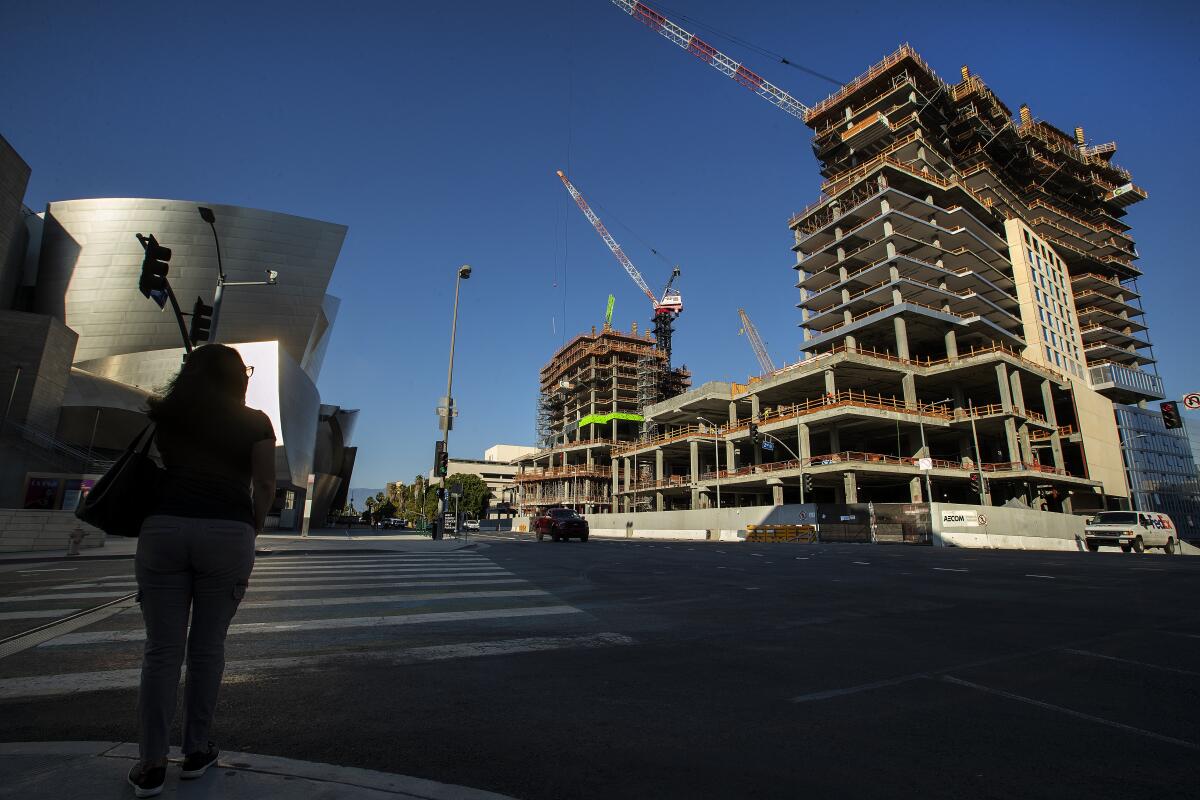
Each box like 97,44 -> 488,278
3,0 -> 1198,490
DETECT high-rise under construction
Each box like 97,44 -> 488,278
611,45 -> 1170,518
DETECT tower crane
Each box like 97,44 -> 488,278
738,308 -> 776,375
556,169 -> 683,362
610,1 -> 811,120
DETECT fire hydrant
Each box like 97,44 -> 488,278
67,527 -> 87,556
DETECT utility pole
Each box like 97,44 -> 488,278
436,264 -> 472,540
968,398 -> 986,506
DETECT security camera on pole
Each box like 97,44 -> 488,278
434,264 -> 471,540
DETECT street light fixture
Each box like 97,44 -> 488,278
696,415 -> 722,510
197,206 -> 280,343
435,264 -> 471,539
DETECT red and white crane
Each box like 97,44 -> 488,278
611,1 -> 810,120
556,169 -> 682,360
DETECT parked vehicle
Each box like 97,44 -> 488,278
1085,511 -> 1177,554
463,519 -> 480,531
533,508 -> 589,542
380,518 -> 407,530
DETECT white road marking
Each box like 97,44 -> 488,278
0,633 -> 637,700
1062,648 -> 1200,678
240,589 -> 549,609
852,561 -> 870,565
795,557 -> 809,560
932,568 -> 968,573
1025,574 -> 1056,579
249,564 -> 497,574
42,605 -> 586,647
792,674 -> 926,703
745,587 -> 760,590
941,675 -> 1200,752
0,609 -> 81,620
16,568 -> 77,574
79,571 -> 510,589
1,591 -> 131,603
1160,631 -> 1200,640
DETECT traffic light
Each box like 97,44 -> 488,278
188,297 -> 213,346
434,440 -> 449,477
436,487 -> 445,501
803,473 -> 813,493
969,472 -> 981,495
749,420 -> 760,446
137,234 -> 171,302
1161,401 -> 1183,430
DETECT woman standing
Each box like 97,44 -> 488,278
126,344 -> 276,798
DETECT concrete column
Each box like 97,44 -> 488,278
894,316 -> 910,360
1009,370 -> 1026,415
655,491 -> 664,512
845,334 -> 857,352
1049,434 -> 1066,471
750,394 -> 760,420
689,440 -> 700,483
1003,418 -> 1021,464
726,440 -> 737,471
797,423 -> 812,461
586,448 -> 594,469
1040,379 -> 1059,425
824,368 -> 837,396
611,458 -> 619,500
995,363 -> 1013,413
728,401 -> 738,424
655,448 -> 664,481
910,476 -> 923,503
944,328 -> 959,360
843,471 -> 859,504
829,427 -> 841,453
623,457 -> 631,492
901,372 -> 917,406
772,484 -> 784,506
1018,423 -> 1034,463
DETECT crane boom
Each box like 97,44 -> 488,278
738,308 -> 776,374
557,169 -> 657,306
611,1 -> 809,120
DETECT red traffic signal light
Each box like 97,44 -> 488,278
1161,401 -> 1183,430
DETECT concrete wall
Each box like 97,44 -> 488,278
931,502 -> 1085,552
583,504 -> 817,541
0,509 -> 105,552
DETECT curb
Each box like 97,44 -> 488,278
0,741 -> 518,800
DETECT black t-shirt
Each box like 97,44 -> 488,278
152,404 -> 277,527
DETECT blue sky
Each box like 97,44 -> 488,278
3,0 -> 1198,490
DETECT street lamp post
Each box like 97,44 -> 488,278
918,397 -> 953,504
758,430 -> 806,506
967,398 -> 987,506
697,416 -> 722,510
436,264 -> 472,540
198,207 -> 279,344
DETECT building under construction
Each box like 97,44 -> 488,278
608,45 -> 1165,516
516,321 -> 690,514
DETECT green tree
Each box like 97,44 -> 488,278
445,473 -> 493,519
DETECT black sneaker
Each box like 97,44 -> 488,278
127,763 -> 165,797
180,742 -> 220,779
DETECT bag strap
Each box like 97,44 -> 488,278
130,424 -> 156,456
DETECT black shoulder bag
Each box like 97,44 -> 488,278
75,425 -> 166,537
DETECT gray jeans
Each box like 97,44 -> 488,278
135,514 -> 255,761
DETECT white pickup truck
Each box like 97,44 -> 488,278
1084,511 -> 1178,555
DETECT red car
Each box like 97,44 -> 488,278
534,508 -> 590,542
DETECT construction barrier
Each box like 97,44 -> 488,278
744,524 -> 818,543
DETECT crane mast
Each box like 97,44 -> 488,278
611,0 -> 810,121
738,308 -> 776,374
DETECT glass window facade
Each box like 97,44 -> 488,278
1116,405 -> 1200,539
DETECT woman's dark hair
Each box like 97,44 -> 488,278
147,344 -> 249,423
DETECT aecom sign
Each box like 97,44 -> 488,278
941,510 -> 988,528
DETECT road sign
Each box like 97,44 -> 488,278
442,512 -> 457,533
761,440 -> 774,452
917,457 -> 933,471
1184,393 -> 1200,410
450,482 -> 463,497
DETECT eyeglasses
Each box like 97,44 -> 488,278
245,366 -> 255,378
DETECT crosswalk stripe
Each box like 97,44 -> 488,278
239,589 -> 549,609
0,609 -> 82,621
1,591 -> 132,604
62,571 -> 511,591
256,555 -> 489,563
0,578 -> 532,606
249,564 -> 502,573
0,633 -> 635,700
42,605 -> 586,647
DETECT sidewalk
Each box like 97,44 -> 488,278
0,533 -> 480,563
0,741 -> 516,799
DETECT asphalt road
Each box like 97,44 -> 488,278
2,538 -> 1198,799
